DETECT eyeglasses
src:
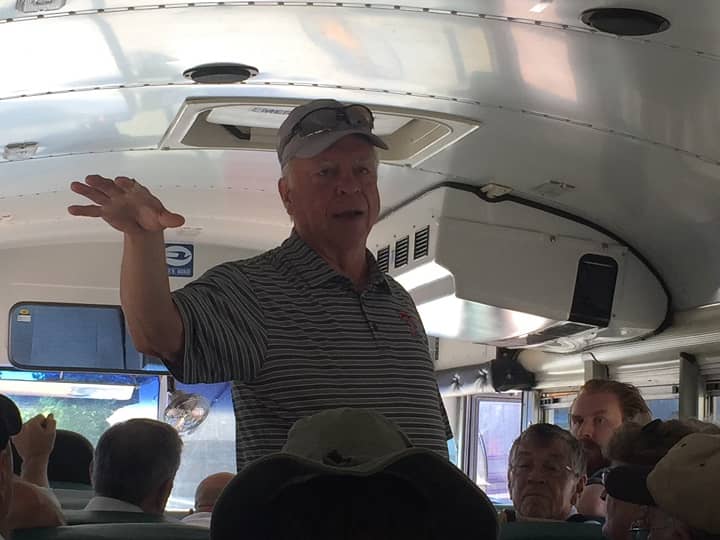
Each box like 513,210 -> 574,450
285,104 -> 375,144
510,461 -> 576,478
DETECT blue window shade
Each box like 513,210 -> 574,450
10,303 -> 168,374
11,304 -> 124,370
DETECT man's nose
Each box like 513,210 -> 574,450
526,465 -> 546,482
336,169 -> 361,194
578,422 -> 594,440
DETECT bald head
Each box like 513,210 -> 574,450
195,472 -> 234,513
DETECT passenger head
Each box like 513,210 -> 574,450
92,418 -> 182,515
48,430 -> 94,485
194,472 -> 234,513
605,431 -> 720,540
570,379 -> 651,473
0,395 -> 21,536
603,420 -> 720,540
507,423 -> 587,521
211,408 -> 498,540
276,100 -> 387,254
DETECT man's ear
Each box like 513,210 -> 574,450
142,478 -> 174,515
158,478 -> 174,512
571,474 -> 587,506
278,177 -> 292,216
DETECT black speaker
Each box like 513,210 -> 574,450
570,254 -> 618,328
490,348 -> 536,392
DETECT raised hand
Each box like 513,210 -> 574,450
68,175 -> 185,234
12,414 -> 56,463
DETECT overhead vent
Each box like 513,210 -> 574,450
377,246 -> 390,274
394,236 -> 410,269
159,98 -> 481,167
580,8 -> 670,36
414,226 -> 431,260
369,186 -> 668,353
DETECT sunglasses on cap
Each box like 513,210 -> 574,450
283,104 -> 375,146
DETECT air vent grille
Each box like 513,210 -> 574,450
377,246 -> 390,273
394,236 -> 410,268
414,225 -> 430,260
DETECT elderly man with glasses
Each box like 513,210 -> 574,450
502,423 -> 598,524
68,99 -> 452,470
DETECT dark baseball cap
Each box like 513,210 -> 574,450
276,99 -> 388,167
0,394 -> 22,450
604,464 -> 656,506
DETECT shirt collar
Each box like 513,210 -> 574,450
280,230 -> 390,292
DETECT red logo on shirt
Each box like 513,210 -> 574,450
399,311 -> 419,336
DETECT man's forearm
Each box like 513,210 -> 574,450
121,232 -> 184,364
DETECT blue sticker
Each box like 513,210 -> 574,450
165,244 -> 194,278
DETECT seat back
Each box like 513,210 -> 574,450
500,521 -> 604,540
50,482 -> 93,491
14,522 -> 208,540
62,510 -> 174,526
52,489 -> 94,510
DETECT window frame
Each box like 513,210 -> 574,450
463,392 -> 523,501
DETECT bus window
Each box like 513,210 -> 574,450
647,398 -> 679,420
547,398 -> 677,426
166,382 -> 236,511
548,407 -> 570,429
0,369 -> 160,445
469,396 -> 522,503
447,438 -> 459,466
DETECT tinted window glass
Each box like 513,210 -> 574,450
166,382 -> 237,511
0,369 -> 160,445
9,303 -> 167,374
473,398 -> 522,503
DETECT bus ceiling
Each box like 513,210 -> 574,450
1,1 -> 720,374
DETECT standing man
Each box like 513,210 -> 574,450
68,99 -> 452,469
569,379 -> 651,516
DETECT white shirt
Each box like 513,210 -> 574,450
84,496 -> 144,513
181,511 -> 212,528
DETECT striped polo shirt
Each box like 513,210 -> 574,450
171,231 -> 451,469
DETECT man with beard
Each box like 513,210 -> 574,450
502,423 -> 598,524
569,379 -> 652,518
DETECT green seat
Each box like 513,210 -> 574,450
50,482 -> 93,491
52,489 -> 94,510
62,510 -> 175,526
500,521 -> 604,540
14,523 -> 208,540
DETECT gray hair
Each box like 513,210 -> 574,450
92,418 -> 182,506
509,423 -> 586,476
